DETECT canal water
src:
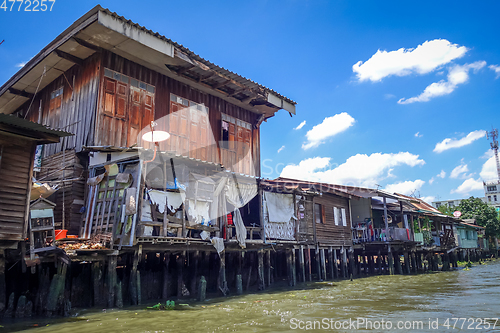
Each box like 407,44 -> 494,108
4,259 -> 500,332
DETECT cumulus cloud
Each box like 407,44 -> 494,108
294,120 -> 306,130
277,145 -> 285,153
280,152 -> 425,188
420,196 -> 436,204
480,154 -> 498,181
415,132 -> 423,138
353,39 -> 468,82
450,162 -> 471,179
451,177 -> 484,194
437,170 -> 446,178
302,113 -> 355,150
429,177 -> 435,185
489,64 -> 500,78
433,130 -> 486,153
398,61 -> 486,104
384,179 -> 425,195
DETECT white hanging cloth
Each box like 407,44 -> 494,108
225,177 -> 258,249
263,192 -> 295,223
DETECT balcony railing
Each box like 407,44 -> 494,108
352,227 -> 411,243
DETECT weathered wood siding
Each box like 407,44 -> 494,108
0,134 -> 34,240
98,50 -> 261,176
312,194 -> 352,247
25,53 -> 101,157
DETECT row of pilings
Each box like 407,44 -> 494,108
0,245 -> 497,319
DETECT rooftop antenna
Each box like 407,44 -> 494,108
486,128 -> 500,181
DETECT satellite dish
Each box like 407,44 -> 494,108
142,130 -> 170,143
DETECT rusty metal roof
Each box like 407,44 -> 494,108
263,177 -> 362,199
0,113 -> 72,139
97,6 -> 296,106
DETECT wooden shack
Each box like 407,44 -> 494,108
0,5 -> 295,236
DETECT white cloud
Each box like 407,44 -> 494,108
450,162 -> 470,179
451,177 -> 484,194
277,145 -> 285,153
398,61 -> 486,104
15,62 -> 27,68
294,120 -> 306,130
433,130 -> 486,153
429,177 -> 435,185
353,39 -> 468,82
415,132 -> 423,138
420,196 -> 436,204
302,112 -> 355,150
384,179 -> 425,195
280,152 -> 425,188
480,155 -> 498,181
384,93 -> 396,100
437,170 -> 446,178
489,64 -> 500,78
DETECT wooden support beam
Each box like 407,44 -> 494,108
54,49 -> 84,66
257,250 -> 265,290
8,87 -> 34,99
266,250 -> 271,287
404,251 -> 411,274
92,261 -> 103,307
71,37 -> 101,52
299,246 -> 306,282
315,247 -> 321,281
130,251 -> 139,305
292,249 -> 297,286
377,251 -> 382,275
320,249 -> 327,281
211,79 -> 231,90
190,251 -> 199,297
177,251 -> 185,298
162,252 -> 170,299
177,64 -> 195,75
107,255 -> 117,307
387,248 -> 394,275
218,252 -> 228,296
333,249 -> 339,279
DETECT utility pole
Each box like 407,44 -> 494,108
487,128 -> 500,181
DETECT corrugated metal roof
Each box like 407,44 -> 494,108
0,114 -> 72,138
263,177 -> 362,198
98,6 -> 296,106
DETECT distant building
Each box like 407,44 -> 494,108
484,180 -> 500,211
432,197 -> 486,210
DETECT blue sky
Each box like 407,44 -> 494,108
1,0 -> 499,203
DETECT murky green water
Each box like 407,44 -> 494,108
5,260 -> 500,332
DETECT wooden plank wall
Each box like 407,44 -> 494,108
25,53 -> 101,157
37,150 -> 86,235
99,50 -> 261,176
0,135 -> 34,240
312,194 -> 353,247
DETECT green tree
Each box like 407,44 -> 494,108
437,204 -> 454,217
457,197 -> 500,238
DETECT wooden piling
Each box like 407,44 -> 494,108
368,255 -> 375,275
403,252 -> 410,274
107,255 -> 117,308
190,251 -> 199,297
246,252 -> 253,291
115,281 -> 123,308
258,250 -> 265,290
235,274 -> 243,295
333,249 -> 339,279
410,252 -> 417,273
327,247 -> 334,280
199,276 -> 207,301
162,252 -> 170,299
320,249 -> 327,281
307,248 -> 312,281
387,250 -> 394,275
377,251 -> 382,275
300,246 -> 306,282
47,261 -> 67,314
177,252 -> 185,298
395,253 -> 403,275
291,248 -> 297,286
349,250 -> 356,279
341,247 -> 348,279
266,250 -> 272,287
218,251 -> 228,296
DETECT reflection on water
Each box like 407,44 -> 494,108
5,260 -> 500,332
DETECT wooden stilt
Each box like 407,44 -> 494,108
320,249 -> 326,281
411,252 -> 417,273
266,250 -> 271,287
387,248 -> 394,275
190,251 -> 199,297
246,252 -> 253,291
291,248 -> 297,286
257,250 -> 265,290
115,281 -> 123,308
361,254 -> 366,276
315,247 -> 321,281
162,252 -> 170,299
47,261 -> 67,314
395,252 -> 403,275
300,246 -> 306,282
333,249 -> 339,279
307,248 -> 312,281
177,252 -> 185,298
218,251 -> 228,296
199,276 -> 207,301
328,247 -> 334,280
129,252 -> 139,305
368,255 -> 375,275
377,251 -> 382,275
349,249 -> 356,279
403,252 -> 410,274
341,247 -> 348,279
235,274 -> 243,295
107,255 -> 117,308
